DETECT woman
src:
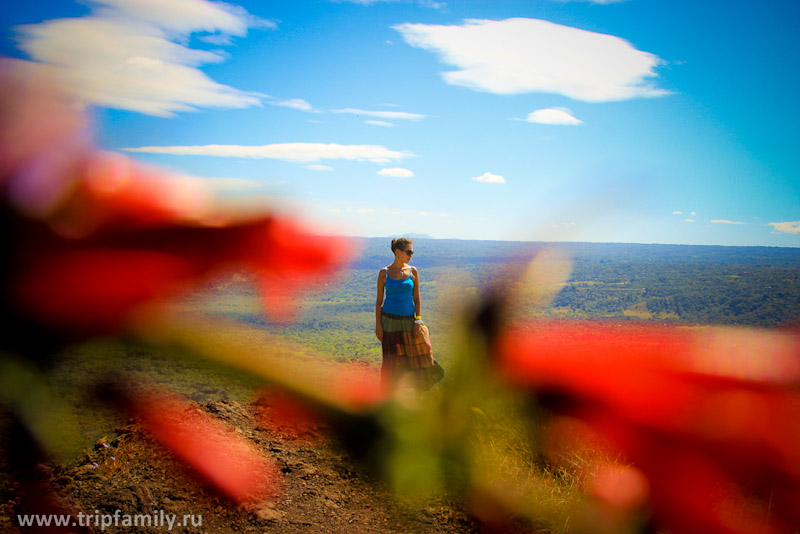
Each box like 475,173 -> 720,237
375,237 -> 436,391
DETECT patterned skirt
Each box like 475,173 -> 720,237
380,311 -> 435,390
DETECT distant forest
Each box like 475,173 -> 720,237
356,238 -> 800,327
195,238 -> 800,362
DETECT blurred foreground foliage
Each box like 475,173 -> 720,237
3,58 -> 800,534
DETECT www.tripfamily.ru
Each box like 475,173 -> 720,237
16,510 -> 203,531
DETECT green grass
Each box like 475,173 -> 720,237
41,337 -> 268,460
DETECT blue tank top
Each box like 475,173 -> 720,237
382,267 -> 415,316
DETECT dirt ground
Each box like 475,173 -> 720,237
3,397 -> 485,534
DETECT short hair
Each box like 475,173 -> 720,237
391,237 -> 413,253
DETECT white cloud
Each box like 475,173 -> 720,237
525,107 -> 582,125
269,98 -> 318,112
378,167 -> 414,178
711,219 -> 745,225
333,108 -> 426,121
123,143 -> 412,163
13,0 -> 269,117
366,120 -> 395,127
672,211 -> 684,215
307,164 -> 334,171
201,177 -> 264,191
691,211 -> 697,216
88,0 -> 254,34
197,33 -> 234,46
472,172 -> 506,184
166,171 -> 293,196
393,17 -> 669,102
685,219 -> 695,223
768,221 -> 800,234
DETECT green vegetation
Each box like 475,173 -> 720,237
8,237 -> 797,532
34,337 -> 267,458
551,261 -> 799,325
186,238 -> 800,368
31,238 -> 799,461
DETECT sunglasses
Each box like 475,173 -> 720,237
403,249 -> 414,256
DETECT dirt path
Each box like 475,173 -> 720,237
7,398 -> 481,534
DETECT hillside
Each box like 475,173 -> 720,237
5,396 -> 480,534
190,238 -> 800,368
4,238 -> 799,533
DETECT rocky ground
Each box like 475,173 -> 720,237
3,396 -> 484,534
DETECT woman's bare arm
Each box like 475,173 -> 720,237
412,267 -> 422,318
375,269 -> 386,341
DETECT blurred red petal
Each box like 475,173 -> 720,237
14,249 -> 196,332
8,213 -> 356,333
588,463 -> 649,512
123,388 -> 279,503
0,59 -> 93,206
3,64 -> 355,334
56,151 -> 215,235
329,364 -> 387,410
246,217 -> 358,321
497,321 -> 698,428
496,320 -> 800,533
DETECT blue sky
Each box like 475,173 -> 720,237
2,0 -> 798,246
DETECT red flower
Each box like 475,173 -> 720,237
496,320 -> 800,534
1,61 -> 355,335
115,386 -> 280,503
1,60 -> 355,513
